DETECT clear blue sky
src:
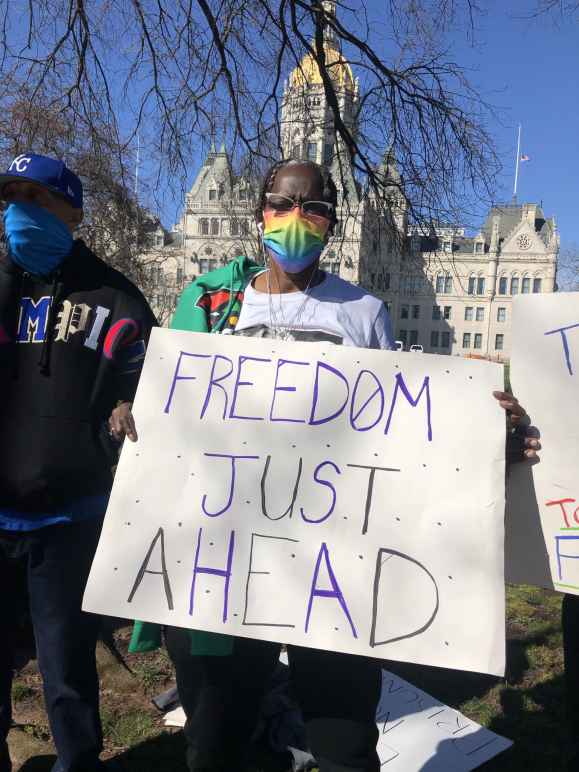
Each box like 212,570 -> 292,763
147,1 -> 576,248
450,1 -> 578,249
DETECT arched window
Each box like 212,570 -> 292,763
468,273 -> 476,295
476,274 -> 485,295
521,274 -> 531,294
211,218 -> 219,236
533,276 -> 542,293
231,219 -> 239,236
510,274 -> 520,295
200,219 -> 209,235
498,274 -> 508,295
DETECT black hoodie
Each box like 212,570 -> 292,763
0,240 -> 157,520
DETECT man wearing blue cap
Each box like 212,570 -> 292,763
0,153 -> 156,772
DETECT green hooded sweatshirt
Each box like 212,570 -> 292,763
129,255 -> 262,656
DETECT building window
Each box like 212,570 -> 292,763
432,305 -> 441,321
430,330 -> 439,347
522,276 -> 531,294
307,142 -> 317,161
476,307 -> 485,322
239,189 -> 247,201
399,329 -> 407,345
443,241 -> 452,253
231,219 -> 239,236
444,275 -> 453,294
209,259 -> 218,271
400,304 -> 409,319
176,267 -> 183,286
475,242 -> 484,253
474,333 -> 483,349
292,143 -> 301,160
323,143 -> 334,165
200,218 -> 209,235
409,330 -> 418,345
211,218 -> 219,235
468,276 -> 476,295
498,277 -> 508,295
441,331 -> 450,348
412,305 -> 420,319
497,307 -> 506,322
209,189 -> 217,201
465,306 -> 473,321
199,258 -> 209,273
436,274 -> 445,293
240,220 -> 250,235
477,277 -> 485,295
331,262 -> 340,274
511,276 -> 520,294
384,301 -> 391,313
462,332 -> 471,348
533,278 -> 542,293
443,306 -> 452,320
495,334 -> 504,351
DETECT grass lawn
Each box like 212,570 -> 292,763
7,584 -> 572,771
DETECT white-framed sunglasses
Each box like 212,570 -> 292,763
264,193 -> 333,218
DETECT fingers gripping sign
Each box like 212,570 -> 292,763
492,390 -> 541,461
109,401 -> 138,443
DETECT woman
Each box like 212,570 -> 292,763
117,159 -> 539,772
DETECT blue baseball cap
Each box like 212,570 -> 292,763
0,153 -> 83,209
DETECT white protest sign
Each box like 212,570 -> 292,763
375,670 -> 512,770
84,328 -> 506,675
506,292 -> 579,592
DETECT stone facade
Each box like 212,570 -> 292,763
381,204 -> 558,359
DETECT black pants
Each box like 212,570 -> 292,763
563,593 -> 579,718
166,628 -> 380,772
0,518 -> 105,772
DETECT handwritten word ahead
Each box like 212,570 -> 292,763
127,525 -> 440,650
163,350 -> 433,440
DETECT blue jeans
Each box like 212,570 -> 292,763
0,517 -> 105,772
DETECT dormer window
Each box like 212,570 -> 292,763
475,242 -> 484,254
208,189 -> 217,201
239,189 -> 247,201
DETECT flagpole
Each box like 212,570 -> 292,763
513,124 -> 521,199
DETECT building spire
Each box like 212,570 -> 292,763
321,1 -> 337,43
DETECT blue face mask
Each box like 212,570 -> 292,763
3,201 -> 74,275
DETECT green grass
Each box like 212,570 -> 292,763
8,585 -> 574,771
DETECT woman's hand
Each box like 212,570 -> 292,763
493,390 -> 541,460
108,401 -> 138,443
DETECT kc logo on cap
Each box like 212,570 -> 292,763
9,154 -> 32,174
0,153 -> 83,209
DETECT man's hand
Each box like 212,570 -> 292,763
109,401 -> 138,443
493,390 -> 541,460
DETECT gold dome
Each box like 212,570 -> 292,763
289,42 -> 355,93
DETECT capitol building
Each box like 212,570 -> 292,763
145,4 -> 559,360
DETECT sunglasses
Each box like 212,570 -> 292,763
264,193 -> 333,219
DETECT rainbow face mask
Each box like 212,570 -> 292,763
262,208 -> 330,274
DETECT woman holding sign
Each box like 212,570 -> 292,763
121,160 -> 539,772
